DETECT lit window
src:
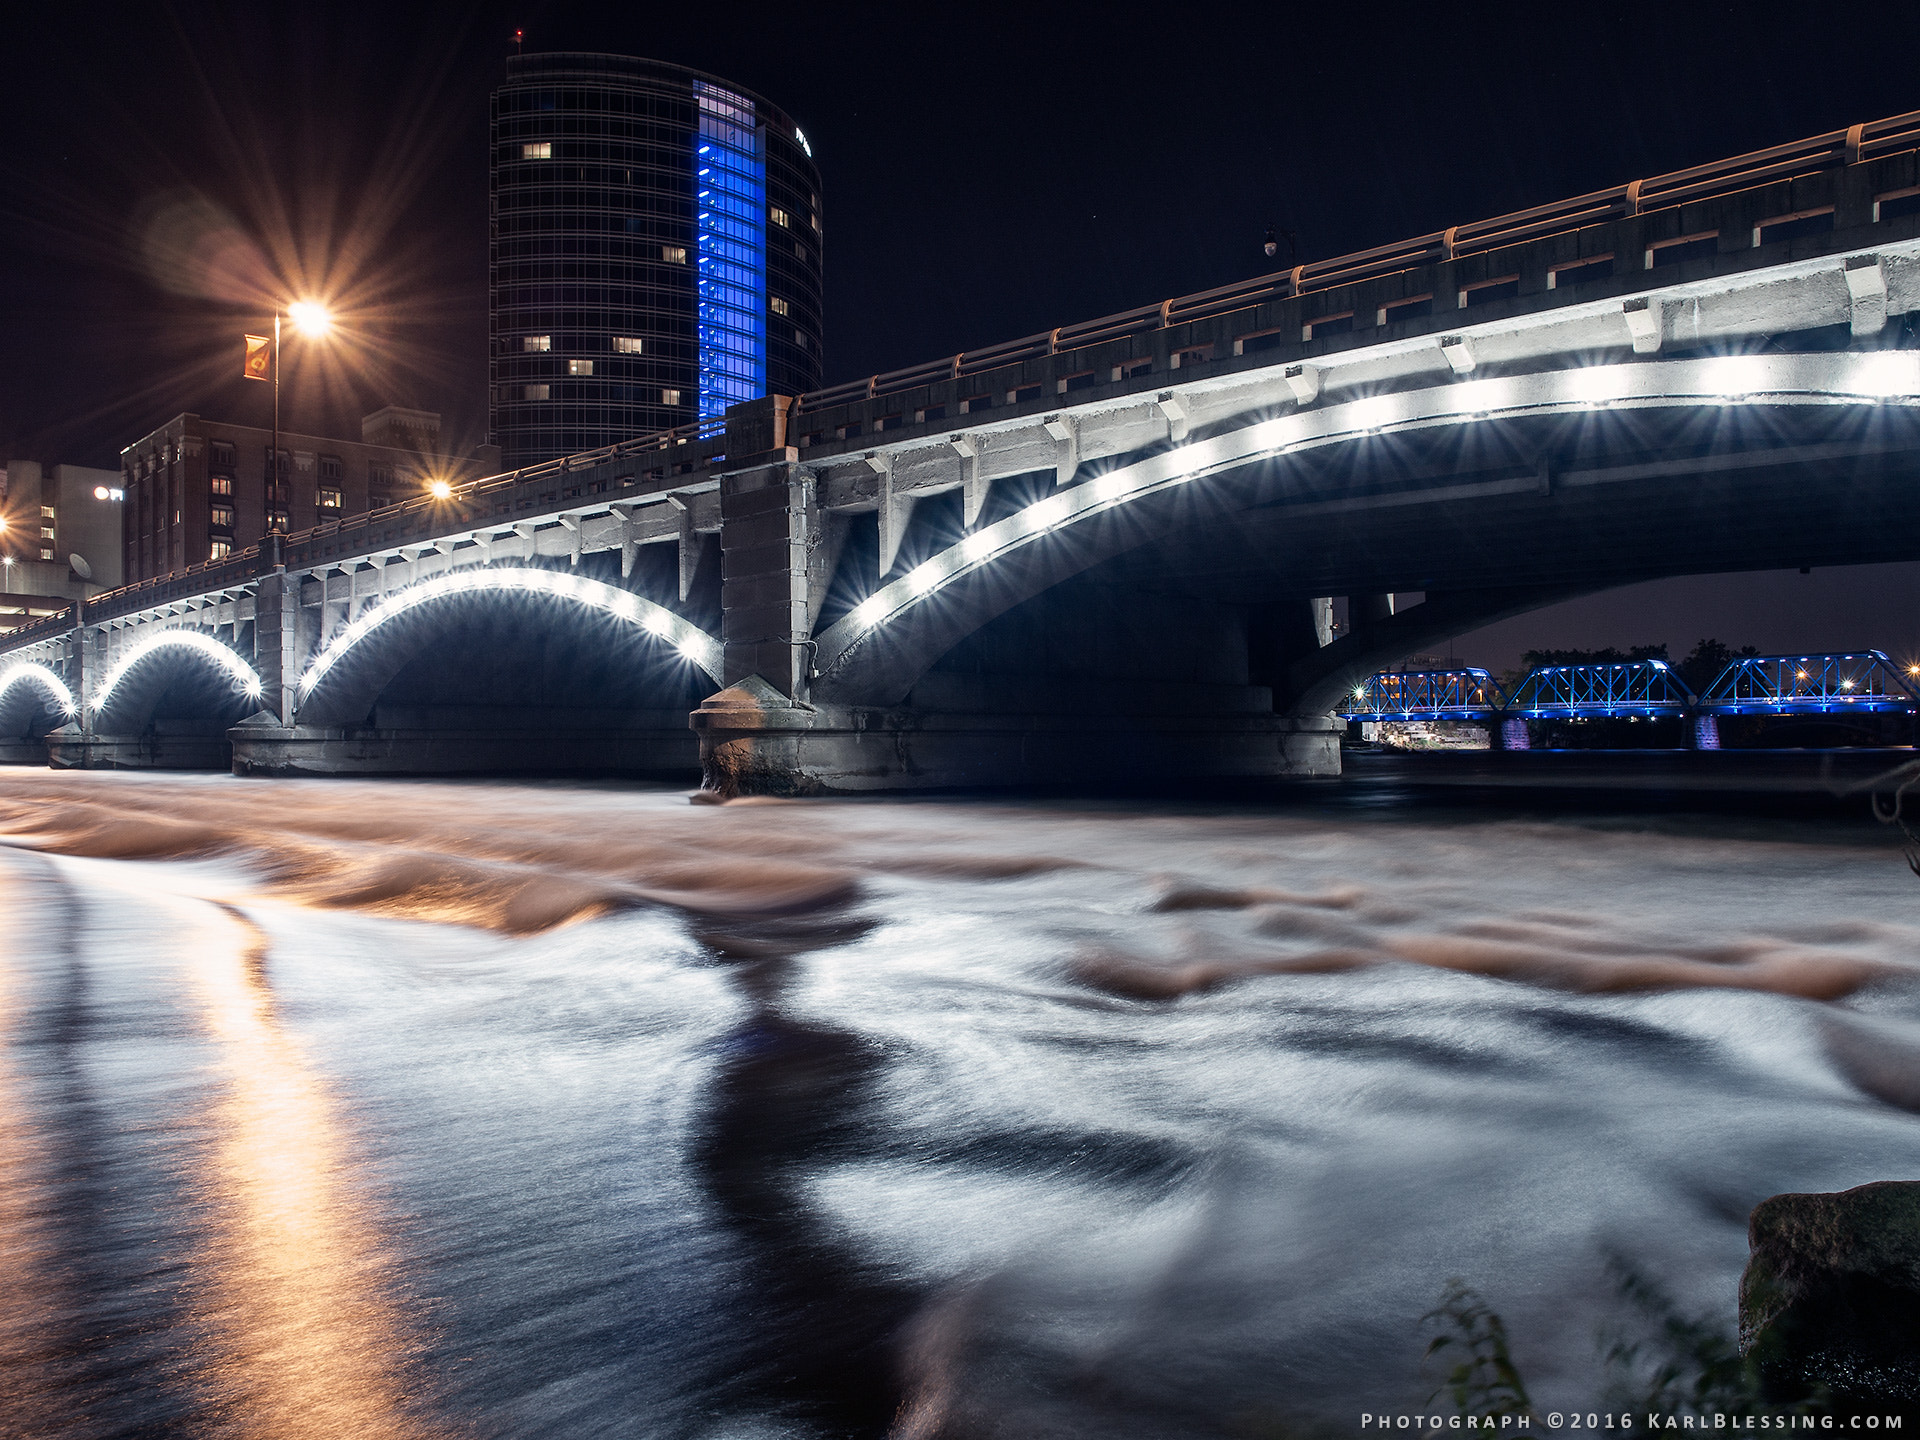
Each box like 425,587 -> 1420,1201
38,549 -> 52,562
568,359 -> 594,376
770,206 -> 791,228
266,509 -> 289,532
210,504 -> 235,528
770,296 -> 789,316
613,336 -> 643,353
524,383 -> 550,401
317,487 -> 343,509
522,141 -> 551,160
796,327 -> 808,345
662,245 -> 687,264
209,540 -> 232,560
662,388 -> 682,406
523,334 -> 551,352
40,506 -> 55,519
211,476 -> 233,496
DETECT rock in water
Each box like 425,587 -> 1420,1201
1740,1180 -> 1920,1410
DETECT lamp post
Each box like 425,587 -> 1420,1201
246,302 -> 332,536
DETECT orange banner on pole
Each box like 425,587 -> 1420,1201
243,334 -> 270,381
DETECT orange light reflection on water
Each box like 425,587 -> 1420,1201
188,904 -> 436,1440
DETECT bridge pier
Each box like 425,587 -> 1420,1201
697,470 -> 1346,795
227,713 -> 700,778
692,677 -> 1341,796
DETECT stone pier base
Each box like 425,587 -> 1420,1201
691,678 -> 1343,796
227,716 -> 700,779
45,724 -> 232,770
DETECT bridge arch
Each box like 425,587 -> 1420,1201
293,566 -> 723,729
811,350 -> 1920,706
88,630 -> 264,735
0,662 -> 76,742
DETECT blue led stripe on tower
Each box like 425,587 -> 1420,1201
694,81 -> 766,422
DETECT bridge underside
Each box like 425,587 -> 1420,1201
696,401 -> 1920,793
231,589 -> 711,779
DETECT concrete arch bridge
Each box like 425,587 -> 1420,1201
7,109 -> 1920,791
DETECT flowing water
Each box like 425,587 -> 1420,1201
1,768 -> 1918,1437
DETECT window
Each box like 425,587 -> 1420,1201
796,327 -> 808,345
1753,208 -> 1834,247
522,141 -> 551,160
613,336 -> 643,353
524,383 -> 551,400
317,488 -> 343,510
1547,255 -> 1615,289
662,245 -> 687,264
209,540 -> 232,561
770,296 -> 790,316
523,334 -> 552,352
770,205 -> 790,228
662,388 -> 682,405
38,549 -> 52,562
1303,312 -> 1355,338
210,476 -> 233,496
319,454 -> 343,481
962,394 -> 993,413
40,505 -> 55,519
1457,278 -> 1518,309
369,463 -> 394,489
369,494 -> 390,510
1875,187 -> 1920,223
1377,295 -> 1435,324
209,440 -> 235,469
266,509 -> 289,532
1645,231 -> 1718,270
209,504 -> 235,529
568,359 -> 594,376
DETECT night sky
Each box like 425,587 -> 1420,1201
4,1 -> 1920,671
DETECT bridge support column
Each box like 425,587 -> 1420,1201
718,458 -> 814,699
252,572 -> 306,725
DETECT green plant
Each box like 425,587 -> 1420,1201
1422,1278 -> 1534,1419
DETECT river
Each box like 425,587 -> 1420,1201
1,767 -> 1916,1437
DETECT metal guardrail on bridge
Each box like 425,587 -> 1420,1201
795,108 -> 1920,412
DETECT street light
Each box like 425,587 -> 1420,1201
428,479 -> 453,500
244,299 -> 334,535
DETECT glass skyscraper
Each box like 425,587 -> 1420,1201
490,54 -> 823,467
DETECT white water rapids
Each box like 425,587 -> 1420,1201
0,769 -> 1916,1436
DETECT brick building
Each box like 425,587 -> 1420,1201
119,408 -> 494,585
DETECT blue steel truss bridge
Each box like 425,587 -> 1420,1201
1337,653 -> 1920,730
1340,670 -> 1502,722
1695,650 -> 1920,715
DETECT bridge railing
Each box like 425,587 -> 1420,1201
0,602 -> 78,649
793,107 -> 1920,416
275,417 -> 729,568
84,547 -> 267,626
